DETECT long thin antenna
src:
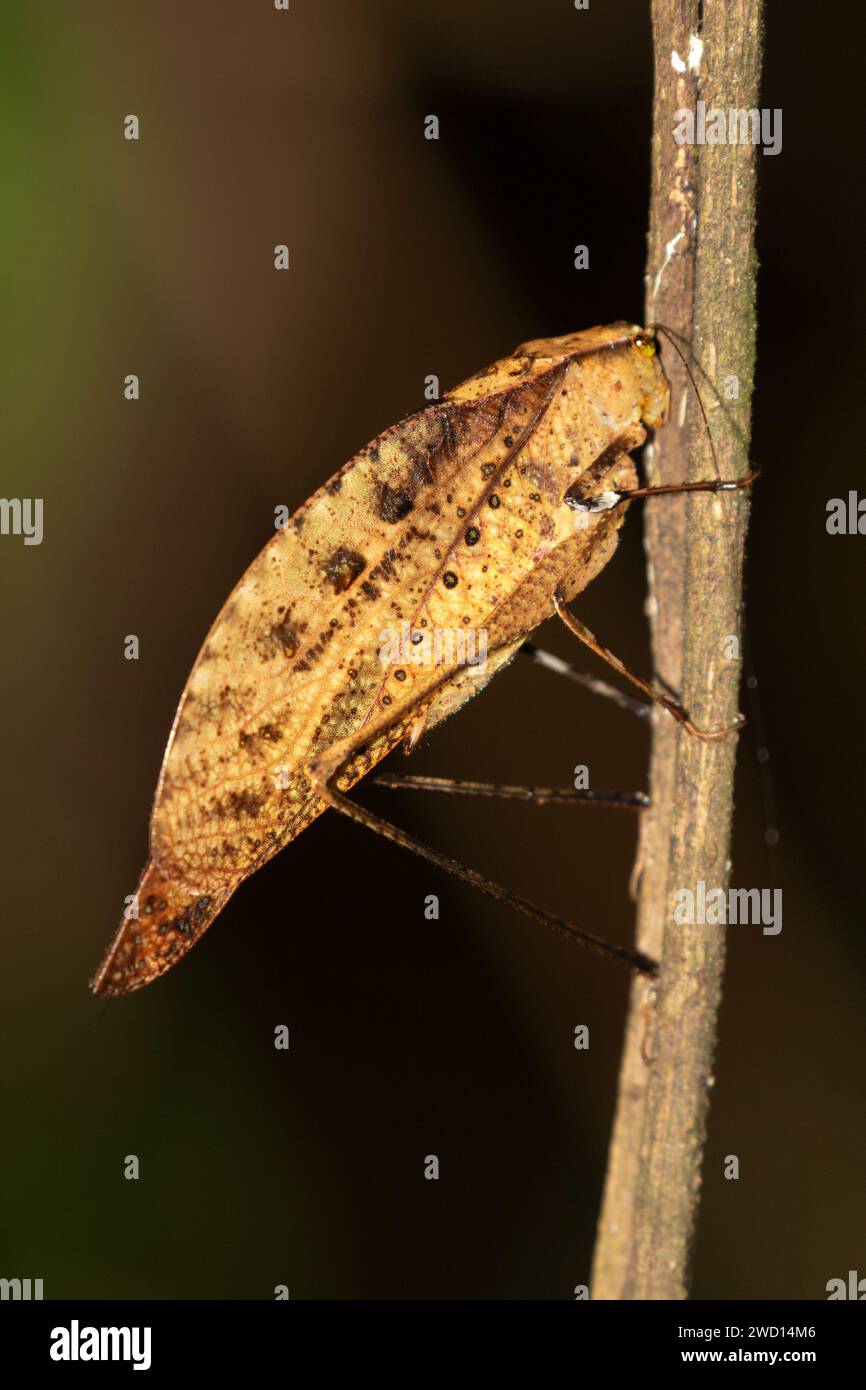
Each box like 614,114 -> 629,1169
650,320 -> 722,481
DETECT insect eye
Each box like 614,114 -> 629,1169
634,335 -> 656,357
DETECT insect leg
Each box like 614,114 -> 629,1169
553,590 -> 744,742
519,641 -> 651,719
306,738 -> 657,976
566,468 -> 758,513
371,773 -> 648,810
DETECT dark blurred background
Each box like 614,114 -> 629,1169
1,0 -> 863,1300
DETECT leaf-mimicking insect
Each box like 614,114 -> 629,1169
91,323 -> 751,997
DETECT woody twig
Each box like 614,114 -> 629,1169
591,0 -> 763,1299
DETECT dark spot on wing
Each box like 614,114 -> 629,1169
228,788 -> 266,819
378,483 -> 414,523
159,895 -> 213,939
325,548 -> 366,593
271,614 -> 300,656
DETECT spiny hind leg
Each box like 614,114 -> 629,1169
304,710 -> 657,976
371,772 -> 648,811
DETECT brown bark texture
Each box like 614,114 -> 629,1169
591,0 -> 763,1301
